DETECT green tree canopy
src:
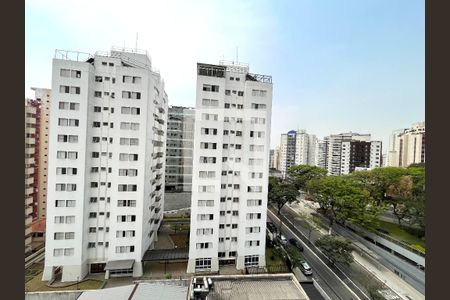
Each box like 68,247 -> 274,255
268,176 -> 300,215
287,165 -> 327,191
306,176 -> 380,229
315,235 -> 355,266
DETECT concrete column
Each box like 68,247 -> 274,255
105,270 -> 110,280
42,266 -> 55,281
133,261 -> 143,277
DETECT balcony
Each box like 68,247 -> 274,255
25,176 -> 34,185
25,226 -> 32,237
25,187 -> 34,196
25,197 -> 33,206
25,206 -> 33,216
155,196 -> 161,203
25,148 -> 35,155
25,216 -> 32,226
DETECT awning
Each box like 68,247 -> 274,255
143,248 -> 189,261
104,259 -> 135,271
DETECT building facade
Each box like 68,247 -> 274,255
28,88 -> 52,220
387,122 -> 425,167
278,130 -> 317,176
326,133 -> 382,176
272,145 -> 280,170
25,102 -> 37,254
315,138 -> 329,170
42,47 -> 168,282
165,106 -> 195,193
187,61 -> 272,273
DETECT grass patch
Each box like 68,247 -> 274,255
377,220 -> 425,250
266,247 -> 285,267
169,234 -> 189,248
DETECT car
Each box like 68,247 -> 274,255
277,234 -> 288,245
299,261 -> 312,276
289,238 -> 304,251
266,222 -> 277,233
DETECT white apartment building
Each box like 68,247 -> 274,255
43,47 -> 168,282
315,138 -> 329,170
278,130 -> 317,176
327,133 -> 382,176
187,61 -> 272,273
387,122 -> 425,167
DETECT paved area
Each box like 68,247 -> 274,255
219,265 -> 243,275
142,262 -> 190,279
154,225 -> 175,249
207,278 -> 309,300
164,192 -> 191,211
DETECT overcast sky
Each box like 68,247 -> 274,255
25,0 -> 424,150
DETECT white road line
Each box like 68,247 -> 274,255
268,209 -> 364,300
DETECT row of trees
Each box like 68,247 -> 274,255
268,164 -> 425,232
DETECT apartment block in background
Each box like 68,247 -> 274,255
326,133 -> 382,176
387,122 -> 425,167
187,61 -> 272,273
278,130 -> 317,177
315,138 -> 329,170
25,101 -> 37,255
165,106 -> 195,193
42,47 -> 168,282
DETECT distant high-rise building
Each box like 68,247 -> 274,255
187,61 -> 272,273
326,133 -> 382,176
43,47 -> 168,282
387,122 -> 425,167
315,138 -> 329,170
273,145 -> 280,170
25,101 -> 37,254
28,88 -> 51,221
269,149 -> 274,169
278,130 -> 317,176
165,106 -> 195,193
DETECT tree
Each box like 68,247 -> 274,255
306,176 -> 379,232
386,175 -> 414,226
315,235 -> 355,266
287,165 -> 327,192
268,176 -> 299,216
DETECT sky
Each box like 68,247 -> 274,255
25,0 -> 424,150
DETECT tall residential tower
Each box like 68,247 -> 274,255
187,61 -> 272,273
43,48 -> 168,282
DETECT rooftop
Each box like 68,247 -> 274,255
189,274 -> 310,300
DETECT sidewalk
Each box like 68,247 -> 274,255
287,200 -> 425,300
353,252 -> 424,300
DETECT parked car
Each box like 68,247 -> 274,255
299,261 -> 312,276
289,238 -> 304,251
267,222 -> 277,233
277,234 -> 288,245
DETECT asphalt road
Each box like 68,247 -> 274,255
268,209 -> 366,300
269,206 -> 406,300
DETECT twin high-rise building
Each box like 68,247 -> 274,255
387,121 -> 425,167
43,48 -> 168,282
187,61 -> 272,273
42,49 -> 271,280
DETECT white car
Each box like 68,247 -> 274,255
277,234 -> 288,245
300,261 -> 312,276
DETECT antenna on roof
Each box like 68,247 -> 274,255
135,33 -> 138,51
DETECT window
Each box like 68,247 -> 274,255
245,240 -> 261,247
199,171 -> 215,178
250,117 -> 266,124
225,90 -> 231,95
251,103 -> 267,109
195,258 -> 212,270
249,172 -> 264,179
246,226 -> 261,233
202,113 -> 218,121
246,213 -> 262,220
196,228 -> 214,235
232,211 -> 239,216
249,145 -> 264,152
198,185 -> 215,192
201,98 -> 219,107
248,186 -> 263,193
117,200 -> 137,207
250,131 -> 265,138
245,255 -> 260,267
198,214 -> 214,221
201,128 -> 218,135
54,232 -> 64,240
196,242 -> 212,249
53,248 -> 63,256
118,184 -> 138,192
232,224 -> 238,229
238,91 -> 244,96
202,84 -> 219,92
252,89 -> 267,97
